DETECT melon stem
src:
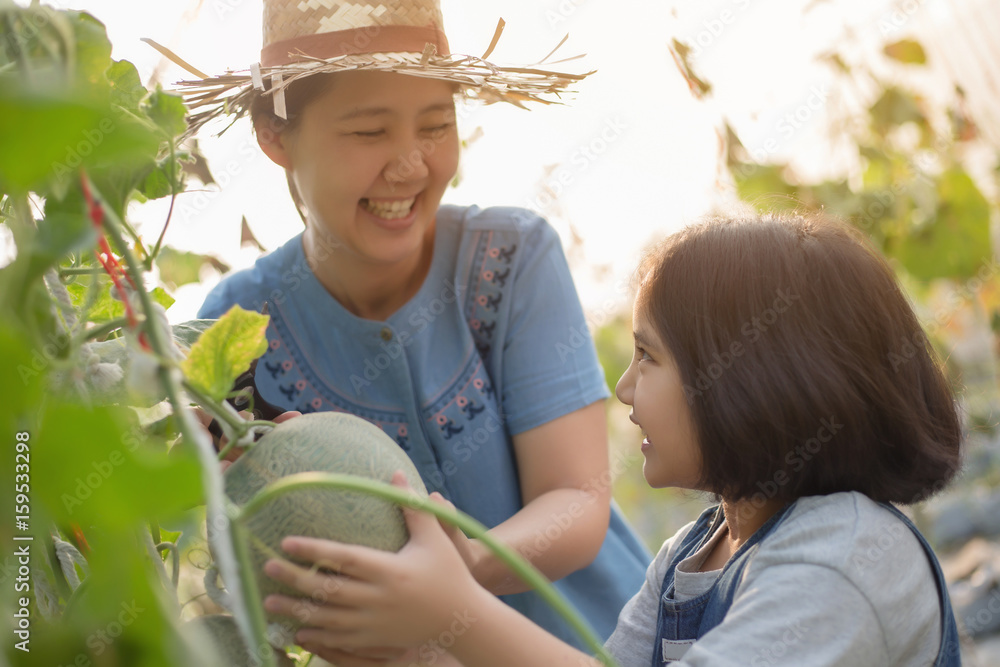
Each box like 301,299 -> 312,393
73,316 -> 134,347
181,379 -> 275,453
215,420 -> 277,459
238,472 -> 621,667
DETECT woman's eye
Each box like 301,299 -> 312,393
424,123 -> 454,134
636,347 -> 651,362
352,129 -> 384,137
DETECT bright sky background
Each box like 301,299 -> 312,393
27,0 -> 946,321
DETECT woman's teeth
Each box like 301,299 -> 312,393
362,197 -> 415,220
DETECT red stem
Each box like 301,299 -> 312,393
80,172 -> 150,350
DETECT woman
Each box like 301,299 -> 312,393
186,0 -> 651,661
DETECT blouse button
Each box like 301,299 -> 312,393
380,327 -> 393,342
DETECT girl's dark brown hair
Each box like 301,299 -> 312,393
638,214 -> 961,505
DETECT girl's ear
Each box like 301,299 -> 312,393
255,116 -> 294,170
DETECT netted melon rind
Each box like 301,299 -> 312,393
222,411 -> 428,643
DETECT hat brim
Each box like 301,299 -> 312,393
174,49 -> 592,135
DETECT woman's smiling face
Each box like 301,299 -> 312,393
615,291 -> 703,490
262,70 -> 460,268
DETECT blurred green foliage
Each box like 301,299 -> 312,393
728,84 -> 994,283
0,4 -> 228,665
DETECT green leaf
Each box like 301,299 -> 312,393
890,167 -> 991,280
170,319 -> 217,350
158,527 -> 183,546
144,88 -> 188,140
156,246 -> 230,289
138,152 -> 188,202
731,162 -> 801,211
869,86 -> 927,135
0,88 -> 161,195
0,323 -> 43,435
66,283 -> 174,324
884,38 -> 927,65
34,401 -> 203,531
860,146 -> 892,190
0,9 -> 113,102
151,286 -> 175,311
139,164 -> 173,200
107,59 -> 148,112
0,92 -> 105,193
181,306 -> 269,401
69,281 -> 124,323
68,10 -> 114,89
27,191 -> 98,283
1,5 -> 73,84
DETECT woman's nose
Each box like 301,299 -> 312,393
384,140 -> 430,185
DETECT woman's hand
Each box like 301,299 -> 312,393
261,472 -> 484,655
191,407 -> 301,470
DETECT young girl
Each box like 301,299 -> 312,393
185,0 -> 650,660
261,214 -> 963,666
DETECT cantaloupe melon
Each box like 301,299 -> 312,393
222,411 -> 427,645
183,614 -> 295,666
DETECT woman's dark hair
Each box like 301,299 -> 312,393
638,213 -> 961,505
249,73 -> 337,132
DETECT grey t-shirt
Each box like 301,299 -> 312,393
605,492 -> 941,666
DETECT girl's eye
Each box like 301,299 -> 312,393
352,129 -> 384,138
636,347 -> 651,362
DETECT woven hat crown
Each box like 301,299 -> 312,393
265,0 -> 444,46
260,0 -> 451,66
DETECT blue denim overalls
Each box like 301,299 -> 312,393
650,501 -> 962,665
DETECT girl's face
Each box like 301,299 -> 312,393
615,294 -> 702,490
262,70 -> 460,269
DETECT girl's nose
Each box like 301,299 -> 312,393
615,366 -> 634,405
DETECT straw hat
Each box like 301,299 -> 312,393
148,0 -> 592,133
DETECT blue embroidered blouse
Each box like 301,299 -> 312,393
198,204 -> 651,647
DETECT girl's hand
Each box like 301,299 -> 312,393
307,646 -> 465,666
262,472 -> 484,653
427,492 -> 484,575
305,645 -> 414,666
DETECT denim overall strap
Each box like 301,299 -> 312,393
877,503 -> 962,667
665,505 -> 725,590
650,502 -> 797,665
